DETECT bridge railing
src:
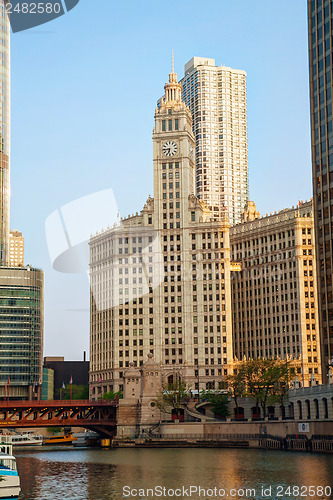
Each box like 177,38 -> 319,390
0,399 -> 118,407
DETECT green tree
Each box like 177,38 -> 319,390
55,384 -> 89,400
269,361 -> 293,416
200,391 -> 230,419
154,380 -> 188,419
224,370 -> 246,415
46,427 -> 64,435
242,359 -> 293,418
101,390 -> 123,400
241,359 -> 265,416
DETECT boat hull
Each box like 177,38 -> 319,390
12,440 -> 43,447
44,434 -> 76,445
0,475 -> 20,499
11,432 -> 43,447
44,439 -> 73,445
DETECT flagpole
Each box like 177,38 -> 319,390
69,376 -> 73,402
38,378 -> 42,401
60,382 -> 65,401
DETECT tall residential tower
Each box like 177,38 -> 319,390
308,0 -> 333,375
180,57 -> 249,226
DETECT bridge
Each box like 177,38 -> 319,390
0,400 -> 118,438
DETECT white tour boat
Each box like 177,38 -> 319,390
0,451 -> 21,499
11,430 -> 43,447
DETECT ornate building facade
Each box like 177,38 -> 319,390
230,201 -> 322,386
90,65 -> 234,397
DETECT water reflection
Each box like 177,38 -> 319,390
15,448 -> 333,500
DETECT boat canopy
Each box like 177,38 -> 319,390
0,453 -> 16,460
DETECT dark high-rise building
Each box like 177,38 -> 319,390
308,0 -> 333,375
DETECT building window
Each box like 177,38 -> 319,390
175,119 -> 179,130
168,120 -> 172,131
162,120 -> 166,131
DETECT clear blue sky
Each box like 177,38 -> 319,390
9,0 -> 311,360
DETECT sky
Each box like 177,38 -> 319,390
9,0 -> 312,360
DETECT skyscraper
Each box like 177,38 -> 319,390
0,1 -> 44,400
90,64 -> 234,396
0,266 -> 44,400
0,1 -> 10,266
308,0 -> 333,375
9,230 -> 24,267
230,200 -> 322,386
180,57 -> 249,226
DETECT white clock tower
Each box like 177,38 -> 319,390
152,57 -> 196,230
90,58 -> 234,398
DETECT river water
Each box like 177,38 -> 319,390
15,447 -> 333,500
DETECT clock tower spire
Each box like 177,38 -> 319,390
160,52 -> 185,109
152,58 -> 197,229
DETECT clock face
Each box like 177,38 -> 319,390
162,141 -> 178,157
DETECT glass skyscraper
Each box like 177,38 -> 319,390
308,0 -> 333,374
0,266 -> 44,399
0,0 -> 10,266
0,2 -> 44,400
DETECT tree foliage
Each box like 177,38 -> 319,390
55,384 -> 89,400
154,380 -> 188,418
200,390 -> 230,419
101,390 -> 123,400
46,427 -> 64,435
269,362 -> 292,410
224,359 -> 293,418
223,371 -> 246,410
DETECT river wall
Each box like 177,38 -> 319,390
160,420 -> 333,439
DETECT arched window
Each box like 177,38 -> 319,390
251,406 -> 261,419
234,407 -> 245,420
297,400 -> 303,420
289,402 -> 294,419
314,398 -> 319,419
305,399 -> 311,419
